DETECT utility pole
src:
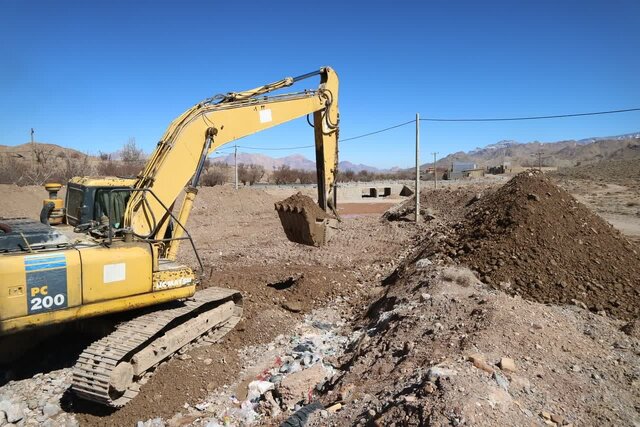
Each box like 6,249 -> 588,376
432,152 -> 439,189
30,128 -> 35,166
537,150 -> 543,171
415,113 -> 420,223
532,150 -> 543,171
234,145 -> 238,189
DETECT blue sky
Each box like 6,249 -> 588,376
1,0 -> 639,168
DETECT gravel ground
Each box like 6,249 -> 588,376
1,170 -> 638,426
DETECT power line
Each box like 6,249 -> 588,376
341,120 -> 415,141
419,107 -> 640,122
236,144 -> 316,151
228,107 -> 640,152
234,119 -> 416,151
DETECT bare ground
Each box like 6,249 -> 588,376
0,173 -> 638,426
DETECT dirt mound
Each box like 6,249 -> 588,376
314,265 -> 640,427
454,170 -> 640,319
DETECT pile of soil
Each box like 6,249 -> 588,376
315,265 -> 640,426
453,170 -> 640,319
383,186 -> 485,222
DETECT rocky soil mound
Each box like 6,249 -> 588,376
315,265 -> 640,426
452,170 -> 640,319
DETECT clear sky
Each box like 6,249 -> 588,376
1,0 -> 639,169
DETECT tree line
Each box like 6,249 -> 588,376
1,138 -> 414,186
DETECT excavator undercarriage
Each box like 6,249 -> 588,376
73,287 -> 242,407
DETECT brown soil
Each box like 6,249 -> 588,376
338,202 -> 397,216
448,170 -> 640,319
315,264 -> 640,426
552,158 -> 640,190
274,192 -> 331,219
3,177 -> 640,427
0,184 -> 416,426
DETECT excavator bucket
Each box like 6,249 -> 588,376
275,192 -> 338,246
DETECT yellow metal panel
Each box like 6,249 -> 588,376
79,242 -> 152,304
68,177 -> 137,187
0,249 -> 81,321
1,284 -> 195,335
153,267 -> 196,291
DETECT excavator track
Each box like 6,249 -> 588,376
71,287 -> 242,407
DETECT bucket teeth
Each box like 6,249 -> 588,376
274,198 -> 336,246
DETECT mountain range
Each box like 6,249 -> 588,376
210,152 -> 383,173
434,132 -> 640,169
3,131 -> 639,173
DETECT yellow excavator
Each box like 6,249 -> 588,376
0,67 -> 339,407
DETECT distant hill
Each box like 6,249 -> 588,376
0,142 -> 87,159
210,152 -> 383,173
434,132 -> 640,169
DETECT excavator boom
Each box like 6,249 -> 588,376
125,67 -> 339,249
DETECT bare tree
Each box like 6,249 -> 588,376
201,162 -> 230,186
238,163 -> 265,185
120,138 -> 143,163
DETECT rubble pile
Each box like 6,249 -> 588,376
313,264 -> 640,426
0,369 -> 78,427
451,170 -> 640,319
137,306 -> 357,426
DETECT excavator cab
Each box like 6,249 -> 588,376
62,177 -> 137,228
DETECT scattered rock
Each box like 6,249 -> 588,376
468,354 -> 495,374
416,258 -> 432,270
423,382 -> 436,394
279,364 -> 329,407
426,366 -> 457,382
326,403 -> 342,413
551,413 -> 565,425
499,357 -> 517,372
493,371 -> 509,391
42,402 -> 60,417
620,319 -> 639,338
203,358 -> 213,366
282,301 -> 302,313
0,401 -> 24,424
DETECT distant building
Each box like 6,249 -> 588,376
446,162 -> 483,180
451,162 -> 477,173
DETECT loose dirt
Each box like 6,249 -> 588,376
450,170 -> 640,319
314,264 -> 640,426
1,173 -> 639,427
0,184 -> 419,426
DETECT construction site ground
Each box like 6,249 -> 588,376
0,169 -> 638,426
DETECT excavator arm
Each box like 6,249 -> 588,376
123,67 -> 339,254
